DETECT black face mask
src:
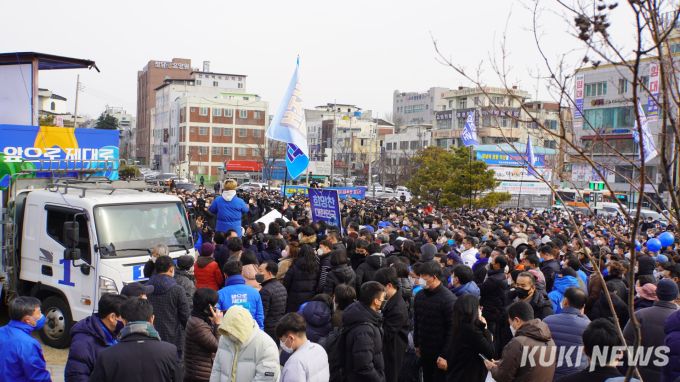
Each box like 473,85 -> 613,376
516,287 -> 531,300
255,274 -> 265,283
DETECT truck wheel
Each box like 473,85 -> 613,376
39,296 -> 73,349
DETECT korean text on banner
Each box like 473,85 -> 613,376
633,101 -> 659,163
310,189 -> 341,227
647,62 -> 660,122
265,59 -> 309,178
280,185 -> 366,199
461,110 -> 479,146
574,75 -> 585,128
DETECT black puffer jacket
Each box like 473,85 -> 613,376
259,278 -> 287,343
356,253 -> 386,298
413,283 -> 457,359
174,269 -> 196,309
282,257 -> 320,313
145,274 -> 191,352
398,277 -> 415,321
479,268 -> 509,324
316,252 -> 333,293
382,288 -> 411,382
323,263 -> 356,295
591,291 -> 629,328
342,302 -> 385,382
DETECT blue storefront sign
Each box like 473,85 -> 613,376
309,189 -> 341,226
476,150 -> 546,167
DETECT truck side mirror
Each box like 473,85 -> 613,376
64,248 -> 81,261
63,221 -> 80,248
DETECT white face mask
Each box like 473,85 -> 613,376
510,323 -> 517,337
460,244 -> 466,252
418,277 -> 430,290
513,228 -> 520,233
317,249 -> 324,256
150,255 -> 157,263
409,276 -> 416,286
613,249 -> 619,254
298,234 -> 303,240
423,224 -> 429,229
432,224 -> 438,229
281,250 -> 288,258
280,337 -> 294,354
418,209 -> 423,213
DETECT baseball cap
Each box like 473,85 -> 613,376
120,282 -> 154,298
284,226 -> 297,236
446,251 -> 461,263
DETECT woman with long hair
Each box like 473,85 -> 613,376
277,242 -> 299,283
401,240 -> 419,264
283,244 -> 320,312
240,250 -> 262,291
183,287 -> 222,382
445,294 -> 494,382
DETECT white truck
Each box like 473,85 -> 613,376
1,162 -> 195,348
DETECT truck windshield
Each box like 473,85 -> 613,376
94,202 -> 191,258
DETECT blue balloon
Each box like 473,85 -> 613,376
602,229 -> 607,235
482,236 -> 488,242
659,231 -> 675,247
646,238 -> 662,252
635,241 -> 641,251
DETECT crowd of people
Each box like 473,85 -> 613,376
2,178 -> 680,382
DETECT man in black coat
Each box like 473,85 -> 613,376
479,255 -> 510,337
374,268 -> 410,382
89,297 -> 181,382
145,256 -> 191,360
539,244 -> 560,292
258,261 -> 287,343
413,261 -> 457,382
341,282 -> 386,382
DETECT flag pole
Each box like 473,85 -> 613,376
517,168 -> 524,211
282,168 -> 288,214
469,145 -> 472,210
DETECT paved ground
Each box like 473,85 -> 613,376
1,305 -> 69,380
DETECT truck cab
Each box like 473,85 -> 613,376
2,178 -> 195,348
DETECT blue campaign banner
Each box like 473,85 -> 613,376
476,151 -> 546,167
309,189 -> 341,226
280,185 -> 366,199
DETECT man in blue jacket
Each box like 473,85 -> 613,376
64,293 -> 128,382
543,286 -> 590,380
208,179 -> 250,237
0,296 -> 51,382
217,259 -> 265,329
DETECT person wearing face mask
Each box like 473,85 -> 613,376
341,281 -> 386,382
459,237 -> 479,268
89,297 -> 182,382
258,261 -> 287,344
145,255 -> 192,361
276,313 -> 330,381
208,179 -> 250,238
143,243 -> 169,279
174,255 -> 197,309
479,255 -> 510,341
355,243 -> 387,300
485,300 -> 556,381
182,287 -> 223,382
374,268 -> 411,382
315,239 -> 334,293
64,293 -> 128,382
413,261 -> 457,382
539,245 -> 560,293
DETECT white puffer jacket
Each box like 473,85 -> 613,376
210,306 -> 280,382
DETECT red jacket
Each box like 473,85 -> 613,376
194,256 -> 224,290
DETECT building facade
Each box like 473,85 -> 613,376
392,87 -> 451,127
136,58 -> 193,165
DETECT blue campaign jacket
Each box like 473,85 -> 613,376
451,280 -> 481,297
548,275 -> 581,314
0,320 -> 52,382
65,315 -> 117,382
208,191 -> 249,237
216,275 -> 265,329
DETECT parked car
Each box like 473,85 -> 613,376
375,192 -> 402,200
396,186 -> 409,193
384,187 -> 394,193
237,182 -> 269,191
629,209 -> 669,228
176,183 -> 196,191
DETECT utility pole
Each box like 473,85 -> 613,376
380,113 -> 386,191
73,75 -> 80,128
369,114 -> 375,197
330,100 -> 336,186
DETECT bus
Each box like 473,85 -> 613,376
554,188 -> 628,207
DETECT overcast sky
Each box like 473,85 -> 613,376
1,0 -> 643,121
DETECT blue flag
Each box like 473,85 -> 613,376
461,111 -> 478,146
266,59 -> 309,178
525,138 -> 538,177
633,101 -> 659,164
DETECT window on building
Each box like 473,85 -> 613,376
238,147 -> 247,156
225,109 -> 233,117
253,129 -> 261,137
618,79 -> 628,94
212,146 -> 221,155
224,128 -> 232,136
585,82 -> 607,97
671,43 -> 680,54
544,140 -> 557,148
501,117 -> 508,127
474,97 -> 479,106
458,118 -> 465,129
583,105 -> 638,130
360,153 -> 366,161
459,98 -> 467,109
239,128 -> 247,137
213,127 -> 222,136
238,83 -> 244,89
196,80 -> 202,86
50,102 -> 55,111
360,139 -> 365,146
213,108 -> 222,116
198,146 -> 208,155
547,120 -> 558,130
254,111 -> 262,119
400,141 -> 408,150
243,97 -> 249,100
423,140 -> 428,147
199,107 -> 208,116
223,147 -> 232,156
239,110 -> 248,118
410,141 -> 418,149
449,100 -> 454,108
425,105 -> 428,110
199,126 -> 208,135
492,96 -> 504,105
213,81 -> 219,87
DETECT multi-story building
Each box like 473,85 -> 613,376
392,87 -> 451,127
571,58 -> 665,207
306,103 -> 364,161
136,58 -> 193,165
37,88 -> 87,127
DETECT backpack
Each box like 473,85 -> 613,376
318,322 -> 376,382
